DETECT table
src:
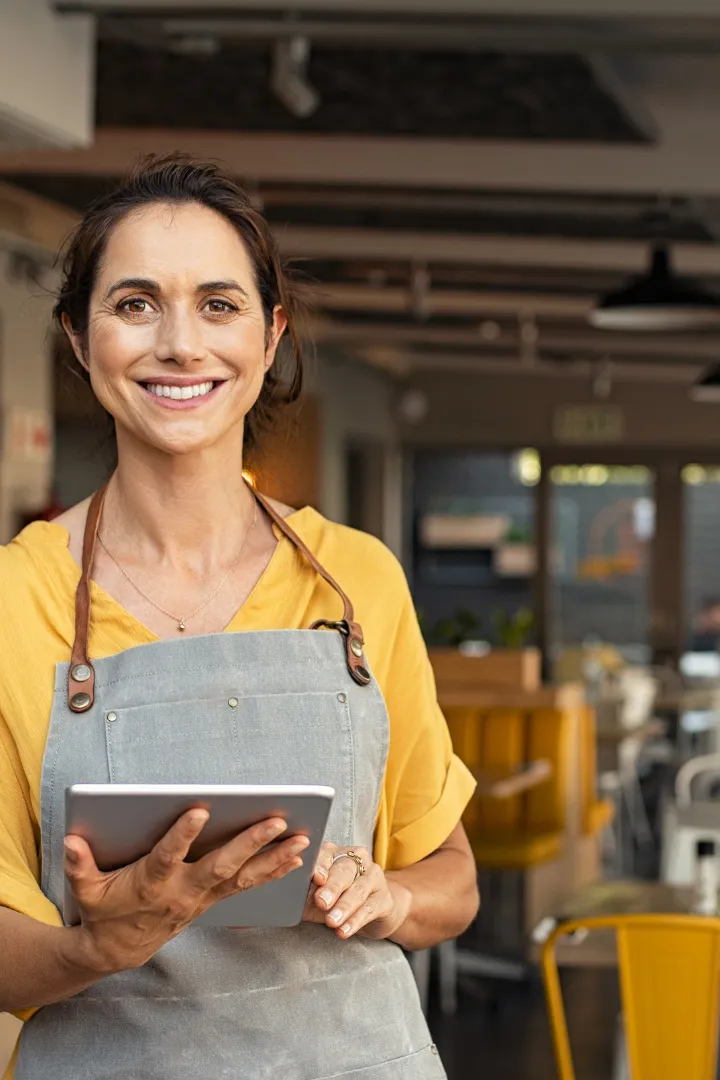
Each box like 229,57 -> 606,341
533,880 -> 693,968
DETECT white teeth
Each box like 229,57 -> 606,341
145,381 -> 215,400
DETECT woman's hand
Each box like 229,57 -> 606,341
303,842 -> 412,942
64,810 -> 309,975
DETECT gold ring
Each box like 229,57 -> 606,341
331,850 -> 367,880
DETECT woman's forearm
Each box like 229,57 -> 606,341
0,908 -> 110,1013
384,841 -> 479,952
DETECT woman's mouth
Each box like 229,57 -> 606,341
139,380 -> 225,409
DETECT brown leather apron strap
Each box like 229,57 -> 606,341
68,485 -> 370,713
253,492 -> 371,688
67,485 -> 108,713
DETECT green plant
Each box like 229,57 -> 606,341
493,607 -> 535,648
431,607 -> 482,647
504,524 -> 532,545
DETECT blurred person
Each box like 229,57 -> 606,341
0,156 -> 478,1080
690,597 -> 720,652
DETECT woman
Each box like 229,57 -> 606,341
0,155 -> 478,1080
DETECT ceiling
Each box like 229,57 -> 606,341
9,6 -> 720,387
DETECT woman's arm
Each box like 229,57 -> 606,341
307,822 -> 479,952
0,908 -> 107,1012
385,823 -> 479,951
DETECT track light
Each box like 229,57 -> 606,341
271,36 -> 320,119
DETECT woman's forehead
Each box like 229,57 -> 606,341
98,202 -> 256,285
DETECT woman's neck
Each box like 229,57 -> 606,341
103,432 -> 256,569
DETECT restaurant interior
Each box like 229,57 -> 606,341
6,1 -> 720,1077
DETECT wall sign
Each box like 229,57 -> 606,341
4,406 -> 52,463
553,404 -> 624,444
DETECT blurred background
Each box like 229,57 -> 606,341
8,2 -> 720,1078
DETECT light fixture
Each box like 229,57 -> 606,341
271,36 -> 320,119
690,364 -> 720,403
589,245 -> 720,331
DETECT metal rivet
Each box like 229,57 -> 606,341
430,1044 -> 439,1056
337,692 -> 348,704
71,664 -> 92,683
70,692 -> 91,712
228,698 -> 238,708
350,638 -> 364,658
106,712 -> 117,723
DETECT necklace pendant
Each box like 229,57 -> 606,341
178,619 -> 186,632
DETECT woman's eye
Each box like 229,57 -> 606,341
118,298 -> 151,315
206,299 -> 237,314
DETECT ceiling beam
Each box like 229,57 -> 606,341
5,125 -> 720,197
318,284 -> 594,319
283,228 -> 720,275
55,1 -> 720,17
314,318 -> 720,361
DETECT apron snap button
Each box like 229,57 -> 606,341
106,712 -> 117,723
70,692 -> 92,712
430,1045 -> 439,1055
71,663 -> 92,683
337,692 -> 348,704
228,697 -> 238,708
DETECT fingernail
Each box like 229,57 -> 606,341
315,867 -> 328,881
190,811 -> 208,827
266,821 -> 287,838
318,889 -> 333,907
341,924 -> 351,936
64,841 -> 78,862
328,909 -> 343,925
290,839 -> 309,855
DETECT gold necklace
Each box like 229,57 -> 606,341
97,499 -> 258,632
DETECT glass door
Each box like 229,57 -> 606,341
548,462 -> 655,681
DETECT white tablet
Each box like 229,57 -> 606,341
64,784 -> 334,929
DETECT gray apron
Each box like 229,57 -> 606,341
14,489 -> 446,1080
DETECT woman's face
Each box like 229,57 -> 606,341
64,201 -> 286,457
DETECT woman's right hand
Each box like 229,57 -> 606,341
63,809 -> 308,974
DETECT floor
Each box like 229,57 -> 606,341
429,968 -> 621,1080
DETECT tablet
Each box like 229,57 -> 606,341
64,784 -> 334,928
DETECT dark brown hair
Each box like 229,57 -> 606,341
55,153 -> 305,452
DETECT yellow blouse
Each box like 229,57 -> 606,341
0,508 -> 475,1056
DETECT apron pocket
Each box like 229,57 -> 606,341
103,690 -> 355,845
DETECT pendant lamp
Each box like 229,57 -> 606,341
691,365 -> 720,403
589,245 -> 720,330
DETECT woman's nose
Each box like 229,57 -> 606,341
154,310 -> 208,366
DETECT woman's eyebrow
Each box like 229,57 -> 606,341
105,277 -> 158,299
197,280 -> 250,299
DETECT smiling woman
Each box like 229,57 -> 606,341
0,155 -> 478,1080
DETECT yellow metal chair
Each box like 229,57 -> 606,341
542,914 -> 720,1080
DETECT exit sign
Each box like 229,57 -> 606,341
553,405 -> 624,444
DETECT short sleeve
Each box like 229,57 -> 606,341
372,565 -> 476,872
0,708 -> 62,924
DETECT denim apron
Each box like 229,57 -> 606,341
13,489 -> 445,1080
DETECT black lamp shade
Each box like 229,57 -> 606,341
590,246 -> 720,330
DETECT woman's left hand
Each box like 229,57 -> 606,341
303,843 -> 412,941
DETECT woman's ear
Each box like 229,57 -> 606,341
264,306 -> 288,371
61,313 -> 89,374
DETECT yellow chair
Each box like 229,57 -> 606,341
542,914 -> 720,1080
444,706 -> 569,869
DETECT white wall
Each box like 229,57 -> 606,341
308,351 -> 401,552
0,250 -> 57,540
0,0 -> 94,149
